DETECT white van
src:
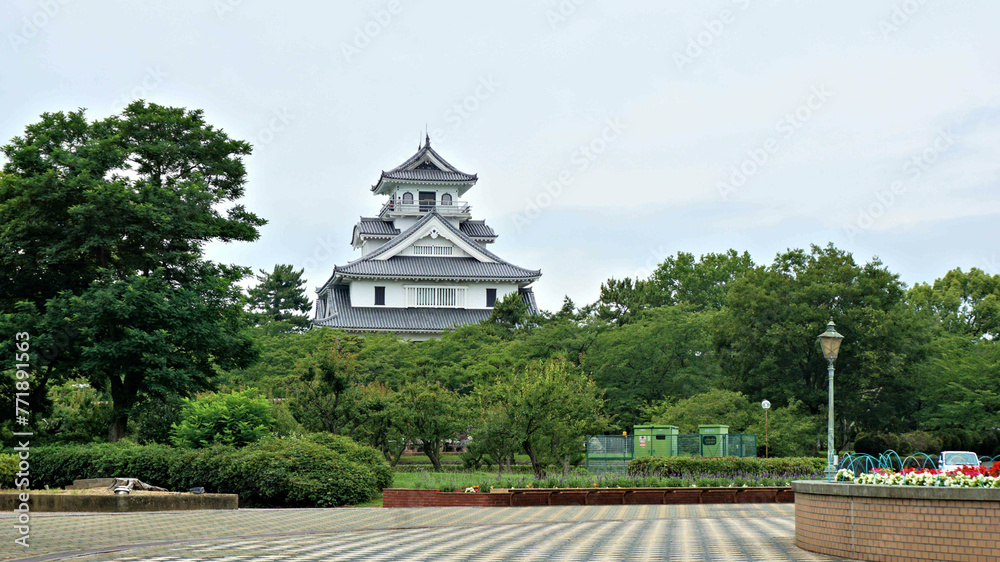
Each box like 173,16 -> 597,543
939,451 -> 980,472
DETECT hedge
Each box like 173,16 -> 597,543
627,456 -> 826,477
0,453 -> 17,488
27,434 -> 389,507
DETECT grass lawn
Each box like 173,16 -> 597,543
395,453 -> 531,464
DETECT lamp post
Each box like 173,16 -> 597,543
817,318 -> 844,481
761,400 -> 771,458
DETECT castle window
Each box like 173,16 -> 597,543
486,288 -> 497,308
375,286 -> 385,306
402,192 -> 413,204
441,193 -> 453,205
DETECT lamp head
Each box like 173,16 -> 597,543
817,317 -> 844,362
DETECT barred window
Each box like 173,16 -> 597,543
405,286 -> 467,308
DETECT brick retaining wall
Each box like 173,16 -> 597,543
383,489 -> 511,508
383,487 -> 792,508
793,481 -> 1000,561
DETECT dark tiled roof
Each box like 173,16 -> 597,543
381,169 -> 476,182
355,217 -> 400,237
313,285 -> 538,333
372,141 -> 477,191
459,220 -> 497,239
336,256 -> 539,281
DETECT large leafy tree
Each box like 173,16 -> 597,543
583,306 -> 719,430
475,357 -> 608,477
392,381 -> 467,471
595,250 -> 756,325
0,102 -> 265,440
714,244 -> 929,447
248,264 -> 311,331
908,268 -> 1000,434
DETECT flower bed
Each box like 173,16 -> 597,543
836,460 -> 1000,488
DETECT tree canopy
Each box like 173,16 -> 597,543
0,102 -> 264,440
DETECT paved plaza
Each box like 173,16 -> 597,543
2,504 -> 850,561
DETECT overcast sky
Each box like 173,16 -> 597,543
3,1 -> 999,312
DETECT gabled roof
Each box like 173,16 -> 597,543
371,136 -> 477,195
313,285 -> 539,333
319,210 -> 540,292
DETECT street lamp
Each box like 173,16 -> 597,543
817,317 -> 844,481
761,400 -> 771,458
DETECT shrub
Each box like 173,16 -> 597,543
171,388 -> 276,448
0,454 -> 17,488
627,456 -> 825,478
129,396 -> 183,444
29,434 -> 388,507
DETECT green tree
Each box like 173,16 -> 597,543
646,250 -> 756,311
392,381 -> 467,471
290,345 -> 365,436
171,388 -> 276,448
0,102 -> 265,441
909,267 -> 1000,339
0,101 -> 264,441
247,264 -> 311,331
594,250 -> 756,325
714,244 -> 928,447
583,306 -> 719,430
645,389 -> 755,434
475,357 -> 608,477
912,332 -> 1000,434
486,291 -> 530,333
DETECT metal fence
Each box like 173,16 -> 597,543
585,435 -> 634,472
586,433 -> 758,472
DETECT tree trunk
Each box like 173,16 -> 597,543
108,411 -> 129,442
523,440 -> 544,478
108,374 -> 139,443
425,440 -> 443,471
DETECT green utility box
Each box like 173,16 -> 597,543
698,425 -> 729,457
633,425 -> 679,457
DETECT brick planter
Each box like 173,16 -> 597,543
382,489 -> 509,508
793,480 -> 1000,561
383,487 -> 792,508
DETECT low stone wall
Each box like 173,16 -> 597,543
383,487 -> 793,508
793,480 -> 1000,561
0,492 -> 238,512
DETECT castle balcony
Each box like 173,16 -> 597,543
379,199 -> 471,220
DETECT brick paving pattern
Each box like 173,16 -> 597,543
2,504 -> 850,561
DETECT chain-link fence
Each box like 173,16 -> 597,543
585,435 -> 634,472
